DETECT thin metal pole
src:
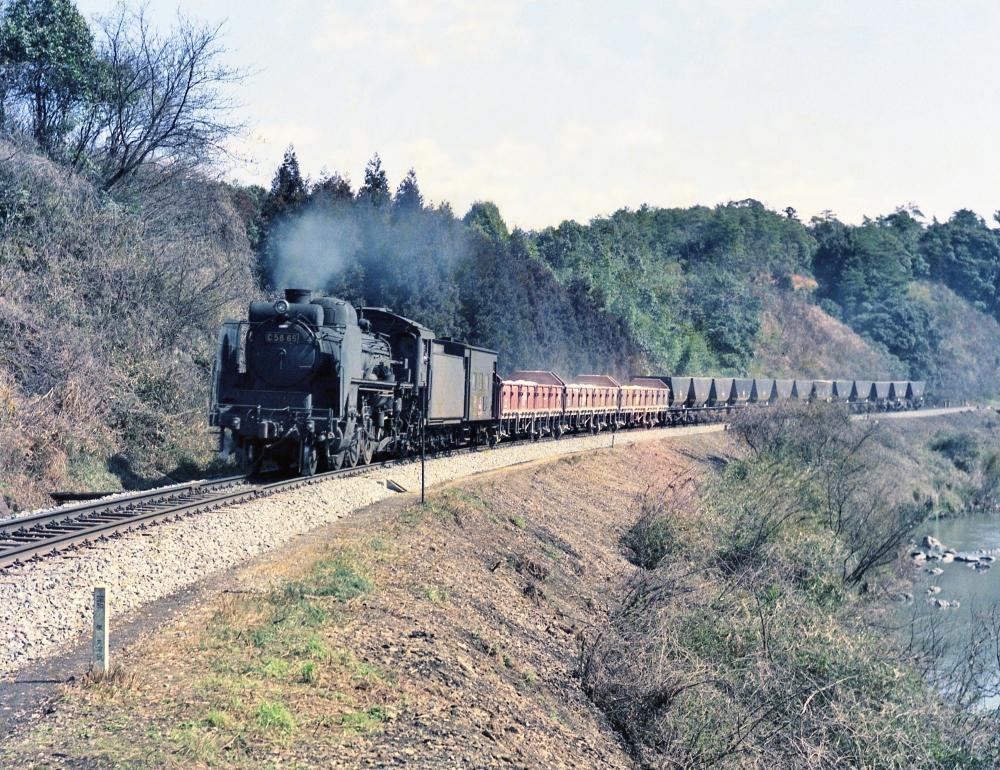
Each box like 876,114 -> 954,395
421,388 -> 426,504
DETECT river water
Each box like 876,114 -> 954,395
909,515 -> 1000,706
918,515 -> 1000,611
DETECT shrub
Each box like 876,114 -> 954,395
581,406 -> 965,768
621,474 -> 697,570
930,431 -> 981,473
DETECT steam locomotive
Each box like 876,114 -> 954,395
210,289 -> 925,476
211,289 -> 496,475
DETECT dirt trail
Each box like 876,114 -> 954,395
0,435 -> 725,769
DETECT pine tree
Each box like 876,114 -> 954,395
312,170 -> 353,206
263,145 -> 307,216
357,153 -> 390,207
258,145 -> 309,287
393,168 -> 423,212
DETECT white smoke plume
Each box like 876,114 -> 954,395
271,209 -> 361,292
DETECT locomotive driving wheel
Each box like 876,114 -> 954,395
345,428 -> 362,467
300,440 -> 318,477
361,417 -> 375,465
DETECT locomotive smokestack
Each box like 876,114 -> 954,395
284,288 -> 312,304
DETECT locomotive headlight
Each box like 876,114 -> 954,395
274,299 -> 289,316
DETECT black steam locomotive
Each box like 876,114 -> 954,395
210,289 -> 498,475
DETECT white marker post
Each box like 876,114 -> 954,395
93,586 -> 109,675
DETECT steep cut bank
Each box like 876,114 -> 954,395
0,140 -> 257,512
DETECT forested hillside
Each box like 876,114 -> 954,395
2,0 -> 1000,510
252,150 -> 1000,397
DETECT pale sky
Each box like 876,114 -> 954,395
77,0 -> 1000,230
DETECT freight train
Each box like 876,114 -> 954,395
210,289 -> 925,476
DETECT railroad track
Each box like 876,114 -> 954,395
3,404 -> 970,574
0,417 -> 659,574
0,454 -> 422,573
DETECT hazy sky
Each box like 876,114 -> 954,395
76,0 -> 1000,230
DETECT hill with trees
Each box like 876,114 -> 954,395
251,149 -> 1000,397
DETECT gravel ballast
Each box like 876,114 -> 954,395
0,424 -> 722,680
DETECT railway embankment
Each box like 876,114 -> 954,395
5,407 -> 1000,767
0,424 -> 722,684
2,431 -> 709,768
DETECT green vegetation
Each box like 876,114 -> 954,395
421,585 -> 448,603
584,404 -> 997,768
281,553 -> 372,602
252,701 -> 294,735
930,430 -> 981,473
251,149 -> 1000,398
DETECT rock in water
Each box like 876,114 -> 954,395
974,562 -> 992,571
927,586 -> 942,594
923,536 -> 943,549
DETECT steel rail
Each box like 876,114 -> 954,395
0,450 -> 423,572
0,476 -> 247,535
2,403 -> 949,574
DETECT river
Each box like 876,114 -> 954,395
910,515 -> 1000,706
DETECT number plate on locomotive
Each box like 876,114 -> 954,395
265,332 -> 300,344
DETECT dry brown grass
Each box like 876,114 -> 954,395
0,139 -> 257,510
754,291 -> 903,379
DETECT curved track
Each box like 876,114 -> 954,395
4,403 -> 979,573
0,455 -> 415,572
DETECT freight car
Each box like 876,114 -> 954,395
210,290 -> 925,476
